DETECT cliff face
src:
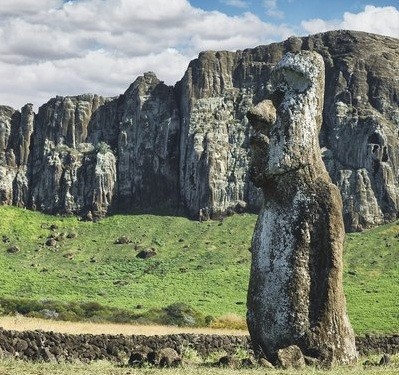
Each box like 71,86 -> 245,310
178,31 -> 399,229
0,104 -> 32,207
315,32 -> 399,230
113,73 -> 180,212
28,94 -> 116,216
177,50 -> 264,218
0,31 -> 398,230
0,72 -> 179,218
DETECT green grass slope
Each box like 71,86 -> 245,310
0,206 -> 397,334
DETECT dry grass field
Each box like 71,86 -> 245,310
0,315 -> 248,336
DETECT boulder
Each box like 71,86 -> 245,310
277,345 -> 305,369
258,357 -> 274,369
147,348 -> 181,367
114,236 -> 131,244
40,347 -> 57,363
136,249 -> 157,259
45,238 -> 57,247
6,246 -> 20,253
128,351 -> 147,367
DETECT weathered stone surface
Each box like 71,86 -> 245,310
246,51 -> 357,365
27,94 -> 116,217
177,50 -> 263,219
6,245 -> 20,254
136,249 -> 157,259
0,31 -> 398,230
128,350 -> 148,367
0,104 -> 32,206
316,32 -> 399,231
0,73 -> 179,217
258,357 -> 274,369
148,347 -> 181,367
112,72 -> 180,212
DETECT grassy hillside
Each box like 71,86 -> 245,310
0,206 -> 397,335
343,223 -> 399,334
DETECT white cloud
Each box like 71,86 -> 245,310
263,0 -> 284,19
302,5 -> 399,38
0,18 -> 81,62
221,0 -> 248,8
185,11 -> 291,52
0,0 -> 294,109
0,0 -> 63,16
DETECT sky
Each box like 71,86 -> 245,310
0,0 -> 398,110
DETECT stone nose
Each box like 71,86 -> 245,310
246,99 -> 276,134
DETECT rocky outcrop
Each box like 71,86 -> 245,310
177,51 -> 263,218
0,73 -> 179,218
28,94 -> 117,216
112,72 -> 180,212
0,104 -> 33,207
316,32 -> 399,231
0,31 -> 398,229
246,51 -> 357,366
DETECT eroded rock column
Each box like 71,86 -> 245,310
246,51 -> 357,366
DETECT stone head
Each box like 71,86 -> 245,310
248,51 -> 325,184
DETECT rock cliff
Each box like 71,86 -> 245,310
177,31 -> 399,230
0,30 -> 398,230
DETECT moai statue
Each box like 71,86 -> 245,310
247,51 -> 357,366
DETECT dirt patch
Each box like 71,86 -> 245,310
0,316 -> 248,336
